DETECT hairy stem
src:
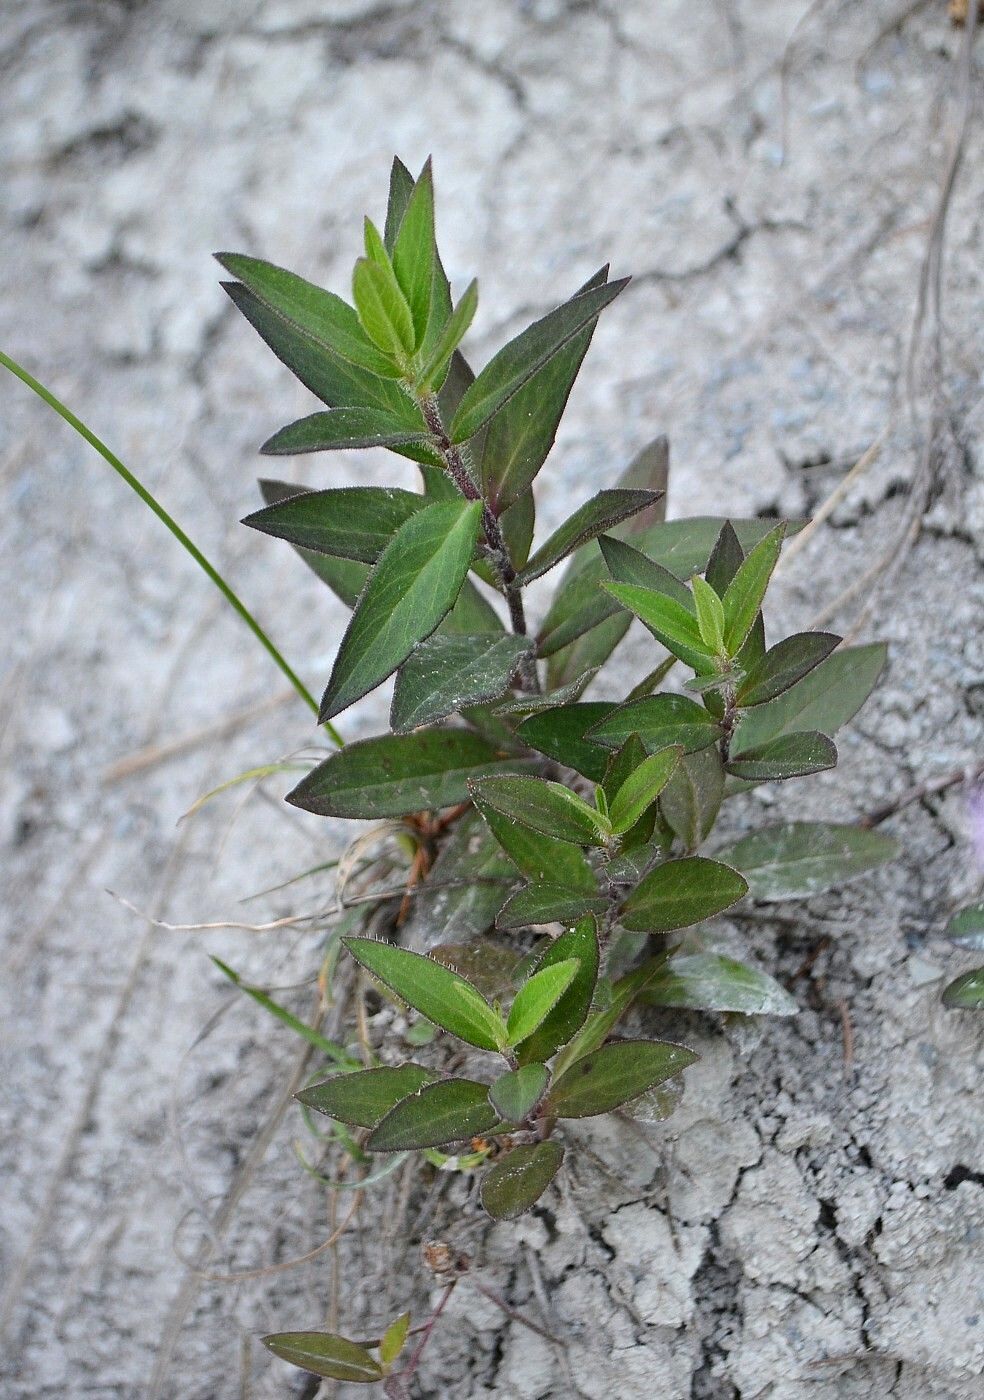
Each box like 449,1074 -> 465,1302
719,685 -> 739,763
418,394 -> 537,682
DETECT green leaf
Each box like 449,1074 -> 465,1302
586,694 -> 721,754
550,956 -> 668,1078
480,267 -> 610,511
366,1077 -> 500,1151
498,489 -> 536,571
602,732 -> 648,804
363,215 -> 390,270
258,479 -> 368,605
691,574 -> 726,654
416,278 -> 478,390
538,437 -> 669,685
516,915 -> 600,1064
515,703 -> 614,782
603,582 -> 716,670
391,633 -> 533,732
725,731 -> 836,781
506,960 -> 580,1045
379,1312 -> 411,1367
517,489 -> 661,585
731,643 -> 888,756
211,957 -> 358,1067
716,821 -> 898,901
468,775 -> 610,847
263,1332 -> 384,1383
473,796 -> 597,890
319,499 -> 482,720
636,517 -> 794,584
608,747 -> 682,836
736,632 -> 841,707
942,968 -> 984,1009
392,157 -> 437,344
221,281 -> 413,415
640,954 -> 798,1015
443,577 -> 507,636
402,808 -> 514,946
599,520 -> 699,602
547,1038 -> 698,1118
946,902 -> 984,951
352,256 -> 416,357
450,276 -> 629,443
296,1064 -> 438,1127
215,252 -> 400,377
704,519 -> 746,594
495,883 -> 608,929
384,156 -> 415,251
546,611 -> 632,690
488,1063 -> 549,1122
619,856 -> 748,932
244,486 -> 426,563
659,747 -> 725,851
481,1141 -> 565,1220
720,524 -> 785,655
538,518 -> 787,659
598,531 -> 695,604
613,435 -> 670,530
259,407 -> 430,455
344,937 -> 505,1050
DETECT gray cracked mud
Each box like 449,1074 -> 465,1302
1,2 -> 983,1396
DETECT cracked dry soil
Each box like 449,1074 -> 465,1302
1,2 -> 983,1397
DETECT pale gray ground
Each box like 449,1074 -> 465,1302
1,2 -> 983,1397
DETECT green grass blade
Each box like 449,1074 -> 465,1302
211,956 -> 360,1067
0,349 -> 342,744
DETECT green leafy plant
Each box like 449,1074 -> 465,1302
941,899 -> 984,1008
3,157 -> 901,1391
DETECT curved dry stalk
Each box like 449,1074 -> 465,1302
176,1190 -> 363,1284
102,689 -> 296,782
811,3 -> 979,636
777,432 -> 886,573
108,889 -> 333,934
335,821 -> 416,911
148,963 -> 356,1398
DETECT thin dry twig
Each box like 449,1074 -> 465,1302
0,806 -> 203,1344
108,888 -> 334,934
777,432 -> 886,573
828,1 -> 980,634
858,759 -> 984,828
855,0 -> 934,76
102,688 -> 295,782
177,1190 -> 363,1284
149,964 -> 356,1398
778,0 -> 853,165
838,998 -> 855,1073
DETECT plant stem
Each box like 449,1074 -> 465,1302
418,394 -> 535,667
719,685 -> 739,762
0,350 -> 342,744
388,1280 -> 456,1396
